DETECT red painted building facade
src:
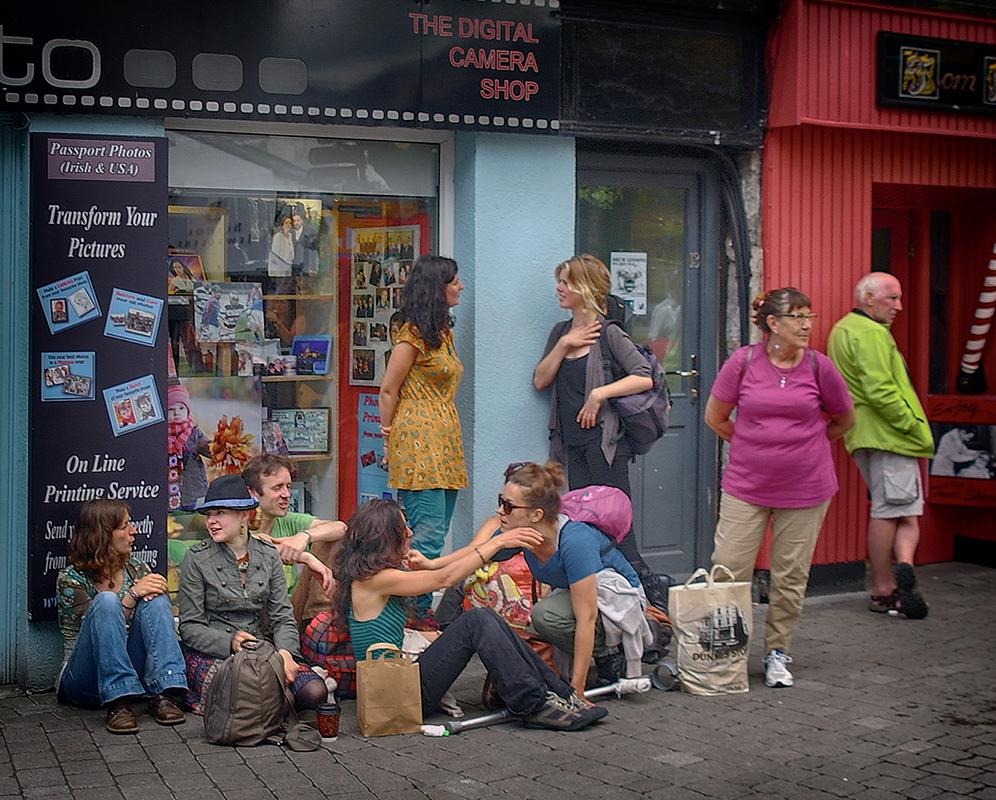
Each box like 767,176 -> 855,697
764,0 -> 996,570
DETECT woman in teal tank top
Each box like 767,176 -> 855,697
334,499 -> 607,731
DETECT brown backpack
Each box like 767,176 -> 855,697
202,640 -> 320,750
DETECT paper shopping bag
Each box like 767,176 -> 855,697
356,643 -> 422,737
668,565 -> 752,695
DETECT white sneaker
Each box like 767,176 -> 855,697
764,650 -> 794,688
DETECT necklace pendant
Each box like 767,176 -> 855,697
779,376 -> 786,388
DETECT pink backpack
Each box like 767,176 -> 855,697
560,485 -> 632,544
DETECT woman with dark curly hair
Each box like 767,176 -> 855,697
57,499 -> 187,734
379,255 -> 468,610
704,287 -> 854,689
334,498 -> 606,731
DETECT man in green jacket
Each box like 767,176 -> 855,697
828,273 -> 935,620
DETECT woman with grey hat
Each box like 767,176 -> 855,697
177,474 -> 328,714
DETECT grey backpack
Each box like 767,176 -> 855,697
202,639 -> 320,750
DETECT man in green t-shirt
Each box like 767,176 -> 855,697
243,454 -> 347,594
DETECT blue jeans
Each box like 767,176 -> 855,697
60,592 -> 187,708
399,488 -> 457,610
418,607 -> 573,716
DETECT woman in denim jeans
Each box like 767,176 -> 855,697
334,499 -> 607,732
57,499 -> 187,734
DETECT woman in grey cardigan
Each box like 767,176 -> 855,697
178,474 -> 327,714
534,254 -> 670,608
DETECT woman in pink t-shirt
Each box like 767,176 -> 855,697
704,288 -> 854,689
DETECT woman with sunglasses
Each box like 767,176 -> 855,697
379,255 -> 468,612
704,288 -> 854,689
533,255 -> 670,610
490,461 -> 649,697
333,499 -> 607,731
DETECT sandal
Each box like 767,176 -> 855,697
869,591 -> 899,614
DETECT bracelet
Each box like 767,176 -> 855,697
122,588 -> 138,609
474,546 -> 487,567
302,530 -> 312,546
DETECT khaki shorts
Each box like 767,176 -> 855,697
852,449 -> 924,519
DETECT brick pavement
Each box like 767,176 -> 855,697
1,561 -> 994,800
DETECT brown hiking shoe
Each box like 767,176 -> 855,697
106,704 -> 138,734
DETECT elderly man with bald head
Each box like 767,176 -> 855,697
828,273 -> 935,620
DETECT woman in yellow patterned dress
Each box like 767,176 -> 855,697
379,255 -> 468,610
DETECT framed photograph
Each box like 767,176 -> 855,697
291,335 -> 332,375
271,407 -> 331,455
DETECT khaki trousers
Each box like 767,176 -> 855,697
711,494 -> 832,654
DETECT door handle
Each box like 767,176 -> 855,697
665,354 -> 700,403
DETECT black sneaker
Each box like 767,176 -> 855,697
894,562 -> 929,620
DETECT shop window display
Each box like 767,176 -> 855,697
164,131 -> 439,595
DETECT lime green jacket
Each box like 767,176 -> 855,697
827,310 -> 935,458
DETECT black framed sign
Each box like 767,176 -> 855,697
1,0 -> 561,132
29,133 -> 168,621
878,31 -> 996,116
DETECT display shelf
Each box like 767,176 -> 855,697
263,294 -> 335,301
262,375 -> 331,383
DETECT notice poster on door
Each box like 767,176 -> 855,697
29,134 -> 168,621
610,251 -> 648,315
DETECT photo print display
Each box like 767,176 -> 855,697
193,281 -> 264,343
41,352 -> 96,401
104,288 -> 164,346
291,335 -> 332,375
348,224 -> 419,386
102,374 -> 163,436
271,407 -> 331,455
36,271 -> 102,334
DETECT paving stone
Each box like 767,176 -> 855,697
1,563 -> 995,799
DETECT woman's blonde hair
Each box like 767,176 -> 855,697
556,254 -> 610,316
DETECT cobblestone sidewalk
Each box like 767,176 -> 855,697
1,561 -> 994,800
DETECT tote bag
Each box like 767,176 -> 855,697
668,565 -> 752,695
356,643 -> 422,737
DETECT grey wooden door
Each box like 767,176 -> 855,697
577,152 -> 720,579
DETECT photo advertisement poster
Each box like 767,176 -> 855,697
29,133 -> 168,621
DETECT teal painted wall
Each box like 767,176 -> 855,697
451,132 -> 575,547
2,114 -> 163,689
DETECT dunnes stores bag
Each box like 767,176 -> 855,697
356,643 -> 422,737
668,565 -> 752,695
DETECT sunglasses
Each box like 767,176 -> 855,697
497,494 -> 531,515
504,461 -> 529,481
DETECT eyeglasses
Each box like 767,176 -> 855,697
497,494 -> 531,515
777,313 -> 818,322
504,461 -> 529,481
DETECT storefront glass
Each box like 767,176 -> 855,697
165,131 -> 438,589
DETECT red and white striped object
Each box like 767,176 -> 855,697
955,244 -> 996,395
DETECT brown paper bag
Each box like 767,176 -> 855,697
356,642 -> 422,737
668,565 -> 752,695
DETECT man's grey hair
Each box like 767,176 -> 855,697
855,272 -> 893,306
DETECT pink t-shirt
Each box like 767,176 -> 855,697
710,344 -> 853,508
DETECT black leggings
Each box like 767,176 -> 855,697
417,608 -> 573,715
